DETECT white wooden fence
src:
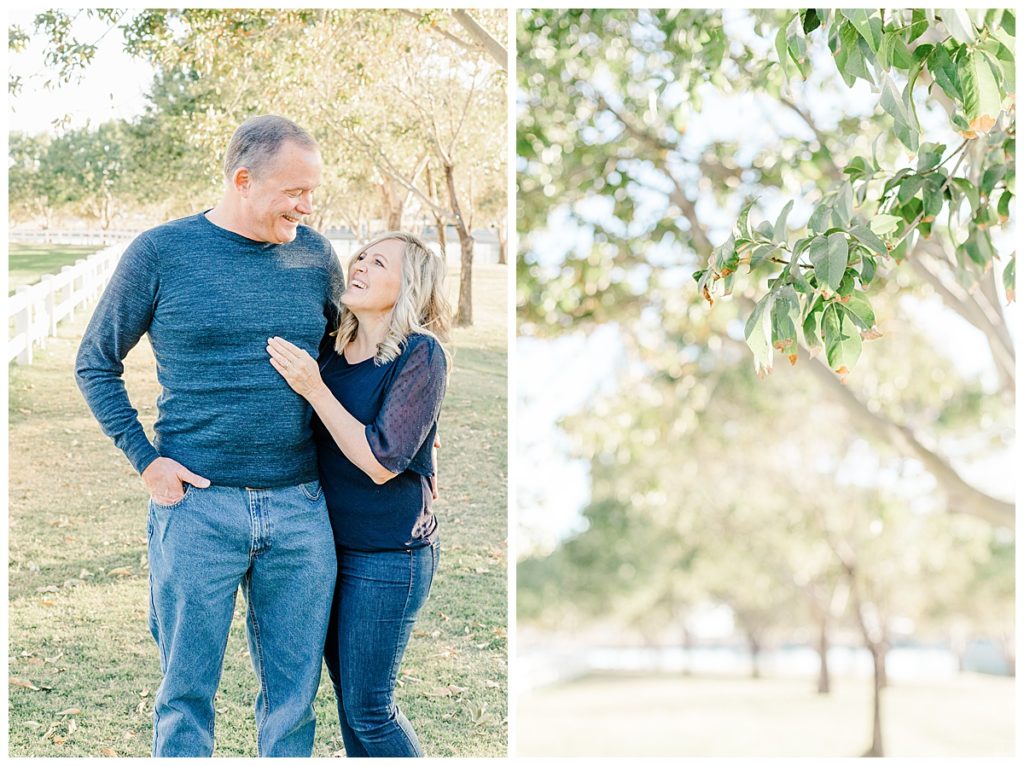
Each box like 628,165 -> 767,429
8,244 -> 126,366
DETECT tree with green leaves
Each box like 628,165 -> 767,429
10,9 -> 507,325
518,8 -> 1014,529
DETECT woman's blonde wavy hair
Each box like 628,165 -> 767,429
334,231 -> 452,368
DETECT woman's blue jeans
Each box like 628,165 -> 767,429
324,540 -> 440,757
146,481 -> 336,757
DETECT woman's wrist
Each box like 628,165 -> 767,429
306,382 -> 334,410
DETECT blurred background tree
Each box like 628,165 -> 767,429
517,8 -> 1013,757
8,8 -> 507,325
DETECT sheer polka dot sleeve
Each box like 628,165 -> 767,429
365,336 -> 447,474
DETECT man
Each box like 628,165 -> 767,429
75,115 -> 344,757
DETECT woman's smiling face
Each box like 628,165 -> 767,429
342,238 -> 405,314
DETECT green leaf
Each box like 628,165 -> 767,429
837,268 -> 856,298
899,197 -> 923,224
802,298 -> 823,352
834,21 -> 872,86
787,31 -> 811,79
771,287 -> 800,362
860,253 -> 877,284
744,291 -> 777,376
841,290 -> 876,330
1000,9 -> 1015,37
773,200 -> 793,243
908,10 -> 929,42
997,190 -> 1012,222
916,142 -> 946,171
736,197 -> 757,238
802,9 -> 822,35
840,9 -> 881,53
879,72 -> 919,151
960,48 -> 1003,134
822,303 -> 862,372
775,20 -> 792,75
809,233 -> 848,293
832,182 -> 854,228
981,164 -> 1006,197
750,244 -> 775,269
850,224 -> 888,258
951,177 -> 981,211
922,176 -> 945,219
941,8 -> 977,44
808,201 -> 832,233
927,44 -> 961,102
1003,256 -> 1015,302
897,174 -> 925,204
843,155 -> 873,180
869,214 -> 902,236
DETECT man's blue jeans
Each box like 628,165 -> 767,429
146,481 -> 336,757
324,541 -> 440,757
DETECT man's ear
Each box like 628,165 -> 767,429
232,167 -> 252,196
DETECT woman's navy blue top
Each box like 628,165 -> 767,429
314,333 -> 447,552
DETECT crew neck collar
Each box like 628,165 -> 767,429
197,209 -> 280,248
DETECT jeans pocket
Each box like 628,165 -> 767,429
298,479 -> 323,502
150,482 -> 193,510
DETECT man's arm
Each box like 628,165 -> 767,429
75,235 -> 208,501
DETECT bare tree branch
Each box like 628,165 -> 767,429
451,10 -> 508,71
398,10 -> 507,71
801,348 -> 1014,529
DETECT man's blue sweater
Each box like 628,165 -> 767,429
75,212 -> 344,487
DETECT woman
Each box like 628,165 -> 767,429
266,231 -> 451,757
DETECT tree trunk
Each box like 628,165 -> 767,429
426,165 -> 448,266
681,626 -> 693,677
495,220 -> 507,265
878,642 -> 888,690
864,643 -> 885,757
444,161 -> 474,326
747,632 -> 761,680
816,615 -> 831,695
380,180 -> 403,231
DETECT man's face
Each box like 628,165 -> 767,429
239,141 -> 322,244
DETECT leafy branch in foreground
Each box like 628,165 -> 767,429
695,8 -> 1015,378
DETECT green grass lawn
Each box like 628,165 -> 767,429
8,242 -> 104,294
517,670 -> 1014,757
7,264 -> 508,757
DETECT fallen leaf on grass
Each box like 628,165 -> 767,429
11,677 -> 40,690
52,735 -> 66,746
67,719 -> 77,735
473,567 -> 489,574
467,702 -> 499,727
40,599 -> 57,607
424,684 -> 467,698
79,569 -> 93,579
484,679 -> 501,689
36,585 -> 60,593
139,688 -> 149,697
100,748 -> 118,757
57,707 -> 81,717
107,566 -> 134,577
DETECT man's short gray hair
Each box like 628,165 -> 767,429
223,115 -> 318,180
